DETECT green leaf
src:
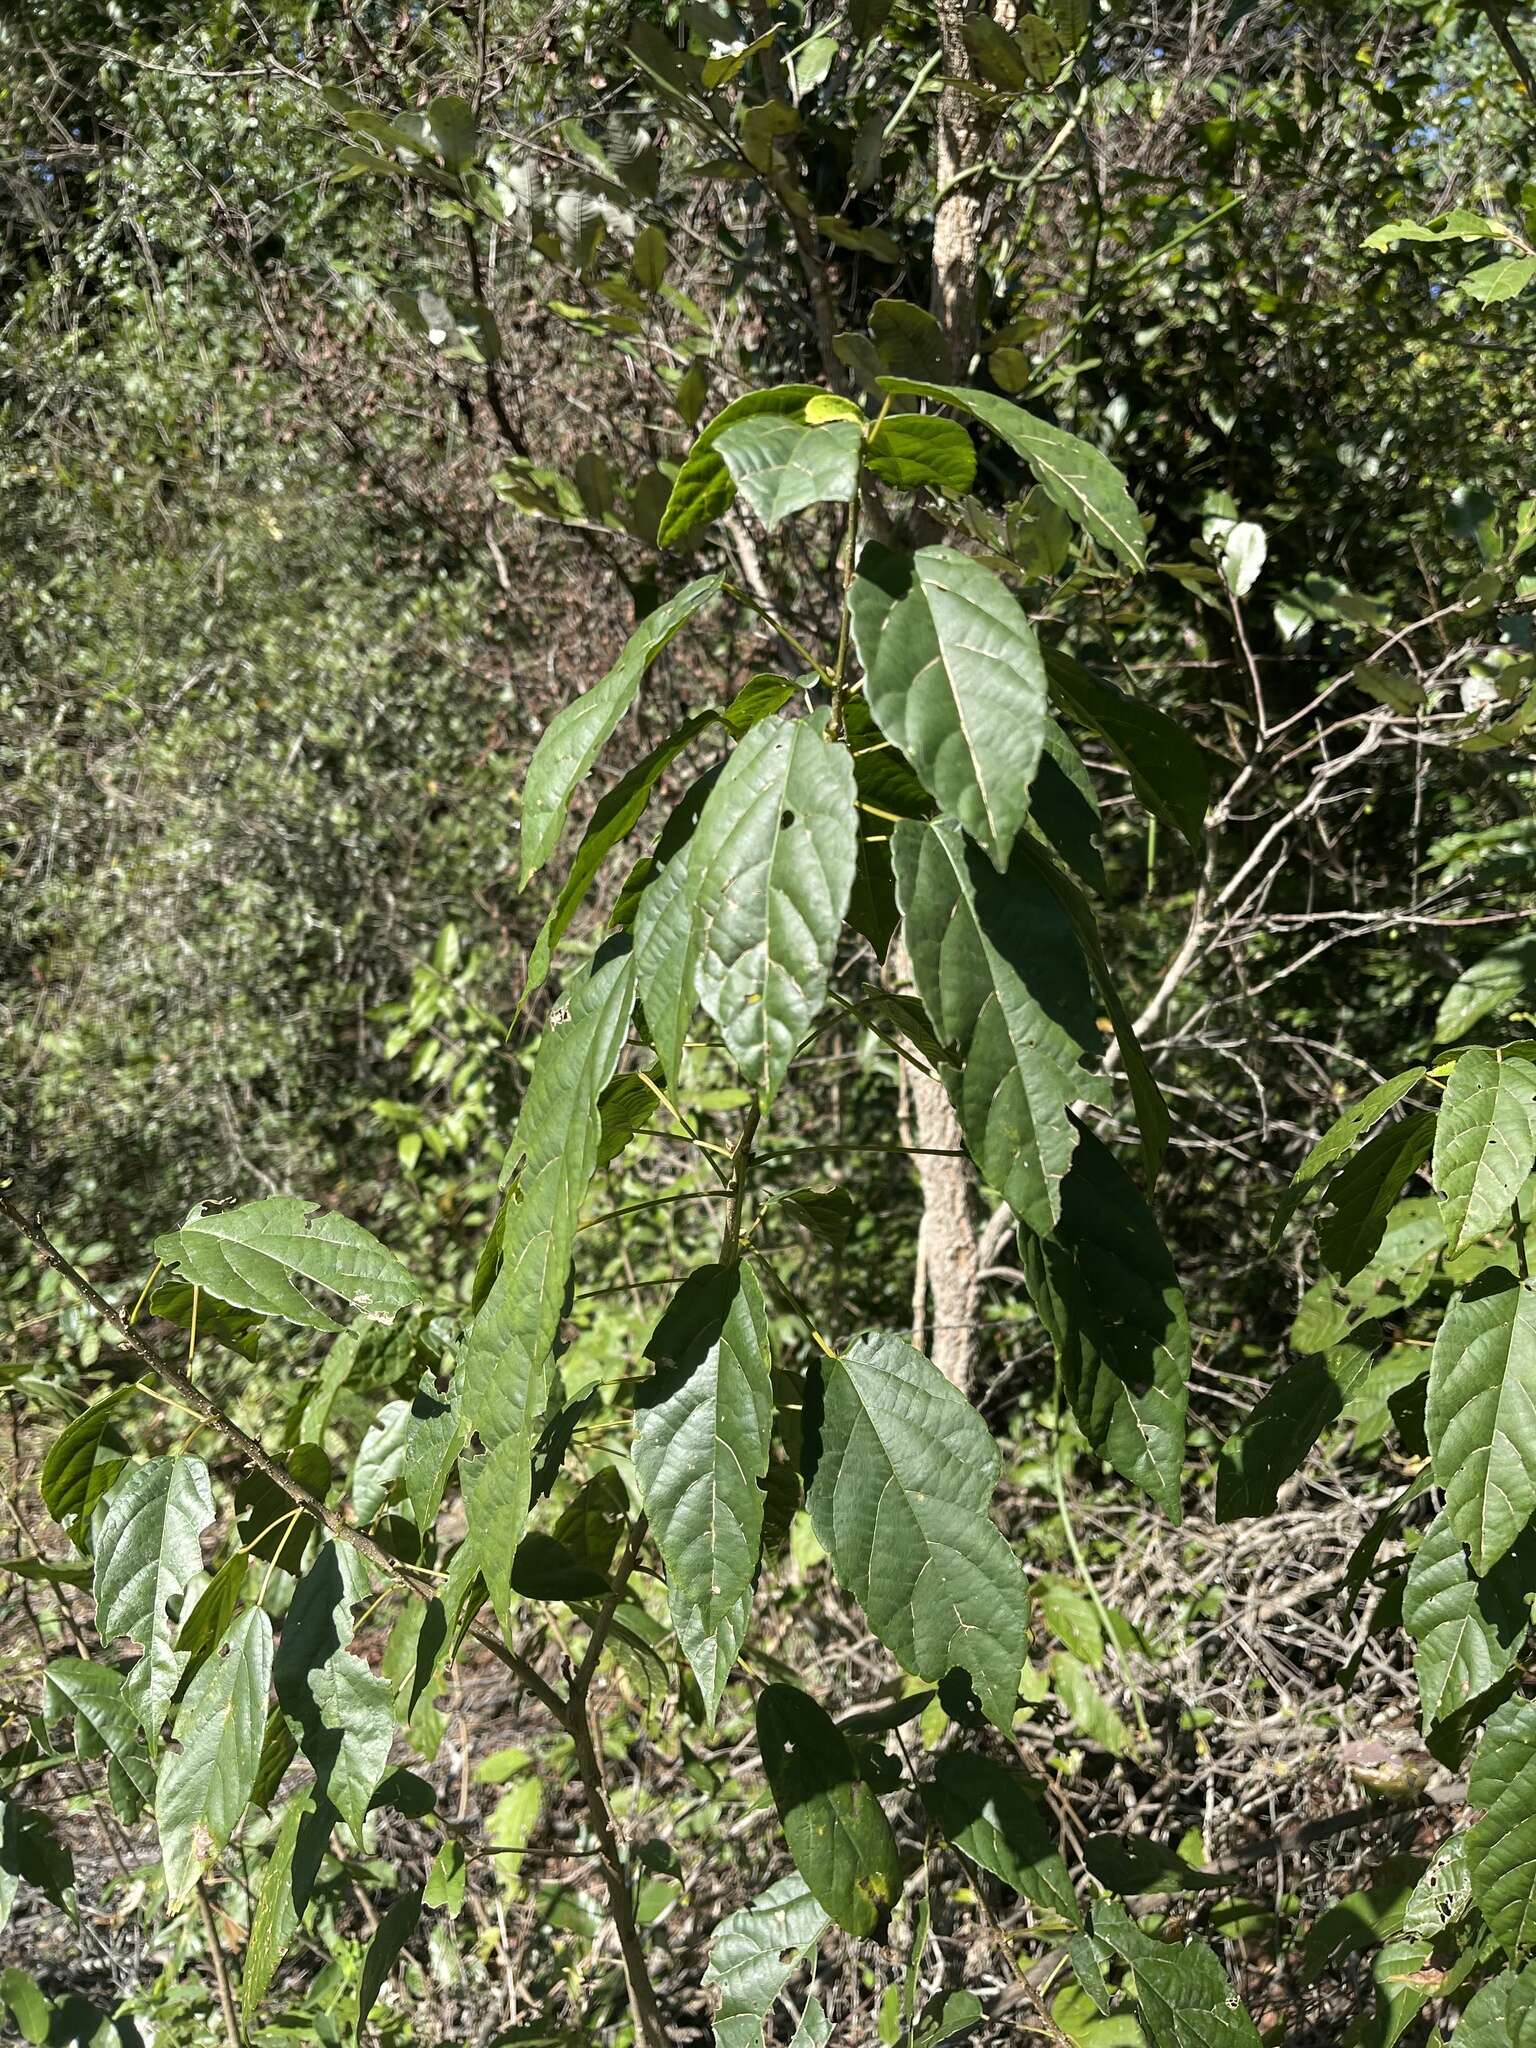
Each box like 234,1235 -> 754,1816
755,1683 -> 902,1939
1051,1649 -> 1134,1756
0,1797 -> 73,1934
40,1393 -> 128,1542
689,711 -> 857,1105
658,386 -> 824,549
1403,1508 -> 1531,1730
703,1874 -> 829,2048
632,221 -> 668,291
723,672 -> 799,737
1437,938 -> 1536,1043
351,1397 -> 412,1522
149,1280 -> 264,1361
308,1650 -> 394,1840
714,417 -> 862,529
156,1607 -> 272,1909
234,1443 -> 330,1571
807,1330 -> 1030,1728
0,1967 -> 48,2045
43,1659 -> 156,1823
851,544 -> 1048,866
634,1264 -> 773,1722
1470,1697 -> 1536,1953
462,944 -> 636,1619
893,818 -> 1101,1234
1092,1899 -> 1264,2046
176,1555 -> 251,1687
1269,1066 -> 1427,1247
426,93 -> 475,168
1018,1130 -> 1189,1521
241,1790 -> 313,2024
633,778 -> 712,1083
768,1184 -> 857,1248
358,1885 -> 424,2030
1043,647 -> 1210,847
93,1455 -> 215,1740
1215,1331 -> 1377,1520
1031,719 -> 1104,892
523,710 -> 716,997
1317,1112 -> 1435,1281
517,573 -> 724,885
1428,1271 -> 1536,1573
1215,519 -> 1266,597
879,379 -> 1147,573
1363,209 -> 1509,249
1085,1833 -> 1219,1896
152,1199 -> 419,1334
963,11 -> 1034,88
863,415 -> 976,494
1464,255 -> 1536,303
1434,1050 -> 1536,1257
919,1753 -> 1079,1924
1456,1967 -> 1536,2044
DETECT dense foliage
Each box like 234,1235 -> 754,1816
3,1 -> 1536,2044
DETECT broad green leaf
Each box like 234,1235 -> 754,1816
714,416 -> 861,529
156,1607 -> 272,1909
1215,519 -> 1266,597
176,1554 -> 251,1683
893,818 -> 1102,1235
658,385 -> 824,549
850,543 -> 1047,866
401,1371 -> 465,1533
1043,647 -> 1211,847
149,1280 -> 264,1361
517,573 -> 723,885
1092,1898 -> 1264,2046
1269,1066 -> 1427,1247
40,1393 -> 128,1543
1434,1049 -> 1536,1257
358,1885 -> 423,2029
0,1967 -> 47,2044
1464,255 -> 1536,303
153,1198 -> 419,1334
1317,1112 -> 1435,1281
235,1442 -> 330,1570
1428,1271 -> 1536,1572
351,1397 -> 411,1522
807,1330 -> 1030,1728
1085,1833 -> 1220,1895
1470,1697 -> 1536,1953
755,1683 -> 902,1939
703,1873 -> 829,2048
425,93 -> 475,170
0,1797 -> 73,1934
633,775 -> 714,1082
1363,209 -> 1509,249
1215,1331 -> 1377,1520
524,711 -> 716,996
42,1659 -> 156,1822
689,711 -> 856,1105
1437,938 -> 1536,1043
242,1790 -> 312,2024
93,1456 -> 214,1740
634,1264 -> 773,1722
919,1753 -> 1079,1924
1402,1508 -> 1530,1730
879,378 -> 1147,572
461,942 -> 636,1616
1019,1130 -> 1189,1520
1052,1649 -> 1134,1756
723,672 -> 798,736
1456,1967 -> 1536,2045
308,1650 -> 394,1839
863,415 -> 976,493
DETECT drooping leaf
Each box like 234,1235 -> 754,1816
241,1790 -> 313,2024
517,573 -> 723,885
92,1456 -> 215,1741
40,1393 -> 129,1543
688,711 -> 856,1106
234,1443 -> 330,1571
714,416 -> 862,529
1317,1112 -> 1436,1282
1402,1508 -> 1531,1730
1427,1271 -> 1536,1573
1018,1130 -> 1189,1521
1031,719 -> 1104,892
807,1331 -> 1030,1728
850,543 -> 1048,867
358,1885 -> 424,2030
634,1264 -> 773,1722
1269,1066 -> 1427,1247
1436,938 -> 1536,1044
703,1873 -> 829,2048
152,1198 -> 419,1334
1433,1049 -> 1536,1258
658,385 -> 824,549
863,414 -> 977,494
755,1683 -> 902,1939
149,1280 -> 264,1361
42,1659 -> 156,1823
893,818 -> 1102,1235
919,1753 -> 1079,1924
878,378 -> 1147,572
156,1607 -> 272,1909
1043,647 -> 1210,847
1215,1329 -> 1377,1520
1470,1697 -> 1536,1954
461,942 -> 636,1618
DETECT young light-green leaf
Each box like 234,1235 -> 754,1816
807,1331 -> 1030,1728
851,543 -> 1048,867
1433,1049 -> 1536,1258
755,1683 -> 902,1939
517,573 -> 724,886
92,1455 -> 215,1741
152,1198 -> 419,1334
1428,1272 -> 1536,1573
714,416 -> 862,528
689,712 -> 856,1106
634,1264 -> 773,1723
156,1607 -> 272,1909
893,817 -> 1102,1235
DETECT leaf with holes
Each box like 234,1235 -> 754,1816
634,1264 -> 773,1723
1428,1271 -> 1536,1574
156,1607 -> 272,1909
807,1331 -> 1029,1728
1434,1049 -> 1536,1258
703,1873 -> 829,2048
153,1198 -> 419,1333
